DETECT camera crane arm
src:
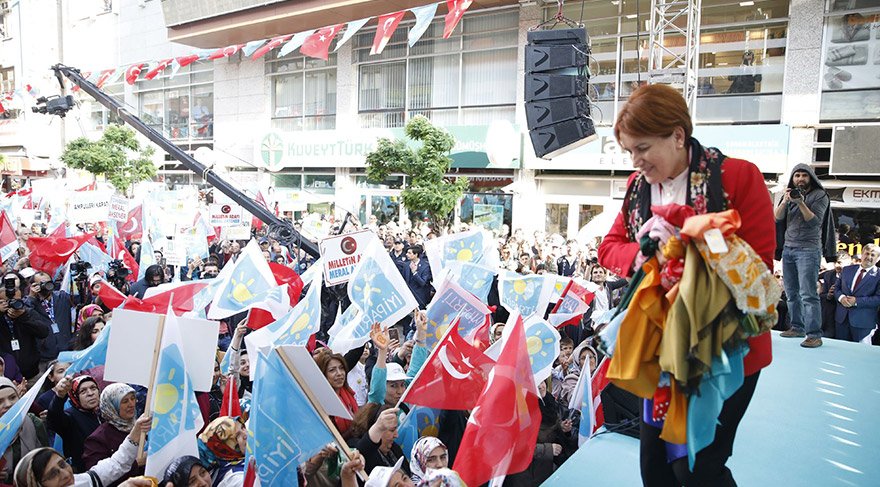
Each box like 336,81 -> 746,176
45,64 -> 321,259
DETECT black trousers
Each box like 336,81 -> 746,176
639,371 -> 760,487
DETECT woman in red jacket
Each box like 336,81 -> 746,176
598,84 -> 774,486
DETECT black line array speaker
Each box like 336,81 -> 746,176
525,28 -> 597,159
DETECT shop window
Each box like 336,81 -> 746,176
272,174 -> 303,189
819,10 -> 880,121
354,8 -> 518,128
304,174 -> 335,194
545,203 -> 569,237
460,192 -> 513,236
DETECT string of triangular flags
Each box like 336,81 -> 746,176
70,1 -> 473,93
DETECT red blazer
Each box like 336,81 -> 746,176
598,157 -> 775,376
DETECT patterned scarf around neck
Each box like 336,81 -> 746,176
623,137 -> 728,241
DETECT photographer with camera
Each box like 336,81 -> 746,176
128,264 -> 164,299
27,271 -> 77,371
68,260 -> 94,305
0,272 -> 51,381
106,259 -> 131,294
775,164 -> 836,348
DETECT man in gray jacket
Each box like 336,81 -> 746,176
775,164 -> 830,348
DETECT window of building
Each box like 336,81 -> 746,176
354,8 -> 519,128
0,66 -> 17,119
550,0 -> 790,124
819,2 -> 880,121
134,65 -> 214,141
267,53 -> 337,131
85,82 -> 123,131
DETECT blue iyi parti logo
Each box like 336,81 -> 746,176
149,344 -> 197,453
217,254 -> 273,308
442,232 -> 485,266
349,256 -> 407,324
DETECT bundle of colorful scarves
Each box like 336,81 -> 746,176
596,204 -> 780,469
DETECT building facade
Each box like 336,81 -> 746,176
1,0 -> 878,248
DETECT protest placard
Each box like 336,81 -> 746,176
319,230 -> 379,286
209,203 -> 243,227
108,195 -> 129,222
68,191 -> 111,224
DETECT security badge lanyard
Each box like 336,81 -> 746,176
6,320 -> 18,351
45,295 -> 60,334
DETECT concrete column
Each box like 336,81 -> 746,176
334,39 -> 359,133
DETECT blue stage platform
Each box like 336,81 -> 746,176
543,332 -> 880,486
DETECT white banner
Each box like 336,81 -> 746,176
319,230 -> 380,286
209,203 -> 244,227
108,195 -> 129,222
68,191 -> 112,224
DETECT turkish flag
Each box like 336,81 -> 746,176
371,11 -> 406,55
107,233 -> 139,282
125,63 -> 146,85
75,181 -> 97,192
251,35 -> 292,60
49,223 -> 67,239
26,233 -> 96,276
300,25 -> 343,61
208,44 -> 245,60
452,316 -> 541,487
591,357 -> 611,432
444,0 -> 473,39
252,191 -> 269,231
98,279 -> 209,315
221,375 -> 242,417
269,262 -> 304,305
176,54 -> 201,68
400,320 -> 495,410
144,59 -> 173,80
95,69 -> 116,89
0,211 -> 19,264
468,314 -> 493,352
117,205 -> 143,242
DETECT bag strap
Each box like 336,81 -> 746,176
87,469 -> 105,487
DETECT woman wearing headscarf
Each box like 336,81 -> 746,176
12,413 -> 151,487
76,305 -> 103,331
82,384 -> 143,485
197,417 -> 246,487
46,376 -> 101,473
0,377 -> 48,482
162,456 -> 212,487
409,437 -> 448,484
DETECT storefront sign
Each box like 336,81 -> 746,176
320,230 -> 379,285
68,191 -> 111,224
108,195 -> 129,222
842,187 -> 880,207
524,125 -> 790,174
209,204 -> 244,227
256,122 -> 522,170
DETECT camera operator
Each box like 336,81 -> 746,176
775,164 -> 835,348
106,259 -> 131,294
128,264 -> 165,299
27,271 -> 77,371
69,260 -> 94,305
0,271 -> 51,381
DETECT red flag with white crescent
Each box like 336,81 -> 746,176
208,44 -> 245,60
117,205 -> 143,242
175,54 -> 201,68
26,233 -> 96,276
144,59 -> 173,80
371,11 -> 406,55
0,211 -> 19,264
125,63 -> 146,85
95,69 -> 116,89
300,25 -> 343,61
444,0 -> 473,39
251,35 -> 292,60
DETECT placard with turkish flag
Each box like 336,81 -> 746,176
452,315 -> 541,487
300,25 -> 343,60
371,11 -> 406,55
399,319 -> 494,410
0,211 -> 19,264
117,205 -> 143,242
26,233 -> 96,276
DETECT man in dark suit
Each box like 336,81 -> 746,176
399,244 -> 433,309
834,244 -> 880,343
27,271 -> 77,370
819,254 -> 851,339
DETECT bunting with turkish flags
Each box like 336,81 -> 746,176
125,63 -> 146,85
208,44 -> 245,60
300,25 -> 343,61
452,315 -> 541,487
251,35 -> 292,60
399,319 -> 495,410
144,59 -> 173,80
444,0 -> 473,39
26,233 -> 96,277
95,69 -> 116,89
372,11 -> 406,55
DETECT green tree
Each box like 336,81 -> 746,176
365,116 -> 467,232
60,124 -> 156,196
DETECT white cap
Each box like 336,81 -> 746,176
365,457 -> 404,487
385,363 -> 408,382
19,267 -> 35,279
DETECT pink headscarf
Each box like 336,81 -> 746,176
78,304 -> 103,326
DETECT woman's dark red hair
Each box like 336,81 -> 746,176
614,84 -> 693,141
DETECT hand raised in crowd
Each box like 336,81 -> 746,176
551,443 -> 563,456
341,451 -> 365,487
127,413 -> 153,445
561,418 -> 573,434
14,378 -> 26,397
375,408 -> 399,433
370,323 -> 389,351
305,443 -> 338,475
53,375 -> 73,398
396,340 -> 414,361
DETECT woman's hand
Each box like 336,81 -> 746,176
561,418 -> 573,434
127,413 -> 153,444
341,451 -> 365,486
53,375 -> 73,398
370,323 -> 389,351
